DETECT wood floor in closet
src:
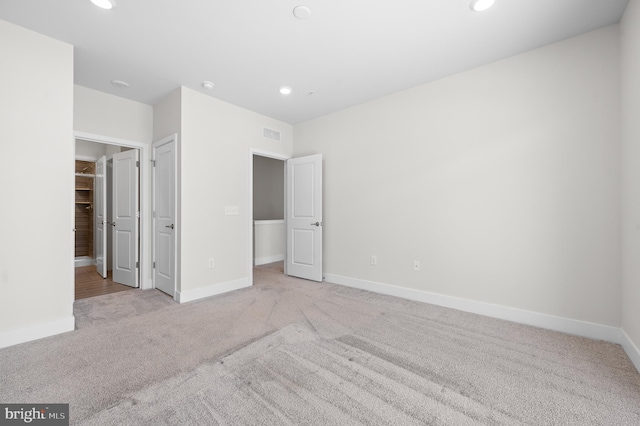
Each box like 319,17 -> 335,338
75,265 -> 133,300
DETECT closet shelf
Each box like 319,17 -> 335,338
75,201 -> 92,205
75,188 -> 92,191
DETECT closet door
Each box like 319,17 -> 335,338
95,156 -> 107,278
112,150 -> 139,288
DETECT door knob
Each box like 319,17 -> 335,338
166,224 -> 174,229
311,222 -> 322,227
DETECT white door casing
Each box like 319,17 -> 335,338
286,154 -> 323,282
112,149 -> 139,288
153,136 -> 177,297
95,155 -> 107,278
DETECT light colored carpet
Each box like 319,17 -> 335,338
1,262 -> 639,425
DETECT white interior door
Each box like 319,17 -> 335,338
112,149 -> 139,288
153,137 -> 176,297
286,154 -> 323,282
94,155 -> 107,278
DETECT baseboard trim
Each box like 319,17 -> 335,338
0,316 -> 75,349
324,274 -> 621,344
74,257 -> 95,267
176,278 -> 251,304
254,254 -> 285,266
621,330 -> 640,373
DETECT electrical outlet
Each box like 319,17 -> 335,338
208,258 -> 215,268
371,255 -> 377,266
413,260 -> 420,271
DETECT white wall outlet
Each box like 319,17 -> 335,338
413,260 -> 420,271
208,258 -> 215,268
371,255 -> 377,266
225,206 -> 239,215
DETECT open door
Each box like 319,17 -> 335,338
112,149 -> 139,288
153,136 -> 177,297
286,154 -> 323,282
94,155 -> 107,278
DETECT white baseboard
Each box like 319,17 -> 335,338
74,257 -> 95,267
621,330 -> 640,373
0,316 -> 75,349
254,254 -> 285,266
324,274 -> 621,344
176,278 -> 250,304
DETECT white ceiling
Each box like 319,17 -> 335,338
0,0 -> 630,124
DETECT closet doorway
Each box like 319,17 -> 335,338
74,138 -> 140,299
249,151 -> 289,284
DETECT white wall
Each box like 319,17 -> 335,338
254,220 -> 286,265
621,0 -> 640,368
178,87 -> 293,299
0,20 -> 74,345
74,85 -> 153,143
294,25 -> 621,328
253,155 -> 285,220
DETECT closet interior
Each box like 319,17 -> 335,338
75,160 -> 95,261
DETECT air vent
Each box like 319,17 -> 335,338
263,127 -> 281,141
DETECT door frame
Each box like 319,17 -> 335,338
248,148 -> 291,285
74,131 -> 152,290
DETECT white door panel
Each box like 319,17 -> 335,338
95,156 -> 107,278
112,149 -> 139,288
286,154 -> 323,282
153,137 -> 176,297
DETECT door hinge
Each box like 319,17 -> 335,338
153,261 -> 156,269
151,160 -> 156,167
136,261 -> 139,269
136,160 -> 140,167
136,211 -> 140,218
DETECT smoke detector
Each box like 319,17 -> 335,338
293,5 -> 311,20
111,80 -> 129,89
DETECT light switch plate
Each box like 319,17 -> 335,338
225,206 -> 239,215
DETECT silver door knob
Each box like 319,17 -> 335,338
311,222 -> 321,227
166,224 -> 174,229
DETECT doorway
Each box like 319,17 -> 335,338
249,150 -> 289,285
248,150 -> 324,285
74,137 -> 143,299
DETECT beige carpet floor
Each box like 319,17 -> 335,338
1,262 -> 639,425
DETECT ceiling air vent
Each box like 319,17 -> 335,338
263,127 -> 281,141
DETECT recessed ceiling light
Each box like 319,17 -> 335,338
293,5 -> 311,20
279,87 -> 292,95
201,81 -> 215,90
470,0 -> 495,12
111,79 -> 129,89
91,0 -> 116,10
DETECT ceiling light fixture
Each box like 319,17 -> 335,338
279,87 -> 292,95
293,5 -> 311,20
90,0 -> 116,10
470,0 -> 495,12
201,81 -> 215,90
